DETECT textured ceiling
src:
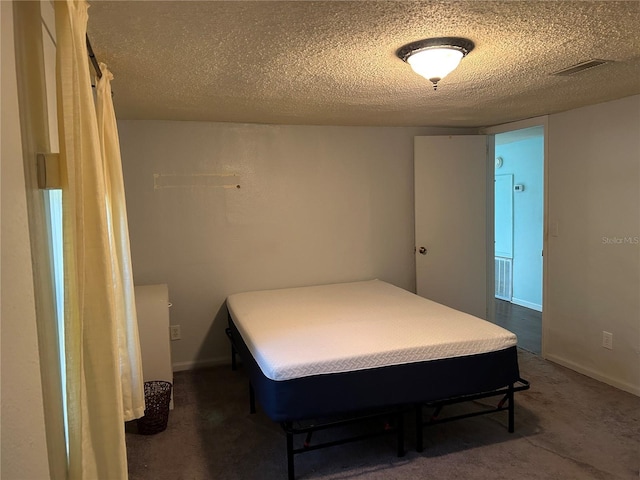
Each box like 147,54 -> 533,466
87,1 -> 640,127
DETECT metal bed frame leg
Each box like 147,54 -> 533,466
415,404 -> 423,453
225,326 -> 237,371
285,424 -> 295,480
508,383 -> 515,433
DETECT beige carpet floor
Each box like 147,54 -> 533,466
126,350 -> 639,479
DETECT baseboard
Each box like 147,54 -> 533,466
511,297 -> 542,312
172,356 -> 229,372
545,353 -> 640,397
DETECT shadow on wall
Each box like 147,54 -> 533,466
193,302 -> 231,369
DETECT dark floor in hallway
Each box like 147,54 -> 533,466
494,299 -> 542,354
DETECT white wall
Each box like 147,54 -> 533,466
0,1 -> 52,477
118,121 -> 474,369
546,95 -> 640,395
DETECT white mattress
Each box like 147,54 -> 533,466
227,279 -> 517,381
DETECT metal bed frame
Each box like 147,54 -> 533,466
414,378 -> 530,452
226,321 -> 530,480
281,408 -> 406,480
227,326 -> 406,480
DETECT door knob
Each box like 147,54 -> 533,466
418,246 -> 427,255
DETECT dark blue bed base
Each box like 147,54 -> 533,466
226,312 -> 529,479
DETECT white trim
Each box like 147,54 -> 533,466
172,356 -> 229,372
511,297 -> 542,312
481,115 -> 549,135
545,354 -> 640,397
485,135 -> 495,322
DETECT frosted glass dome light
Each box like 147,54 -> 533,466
397,37 -> 475,90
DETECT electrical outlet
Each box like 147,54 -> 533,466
602,331 -> 613,350
170,325 -> 181,341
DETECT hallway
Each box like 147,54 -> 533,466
494,299 -> 542,354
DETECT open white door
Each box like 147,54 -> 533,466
414,135 -> 492,319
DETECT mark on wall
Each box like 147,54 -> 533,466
154,173 -> 241,190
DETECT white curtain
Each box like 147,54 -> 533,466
55,0 -> 145,478
95,62 -> 146,422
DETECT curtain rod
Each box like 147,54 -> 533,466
86,34 -> 103,79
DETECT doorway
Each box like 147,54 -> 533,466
493,126 -> 544,354
413,125 -> 547,356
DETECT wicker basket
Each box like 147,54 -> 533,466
137,381 -> 172,435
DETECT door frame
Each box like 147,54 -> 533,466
481,115 -> 549,358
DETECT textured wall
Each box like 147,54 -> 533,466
547,95 -> 640,395
118,121 -> 473,369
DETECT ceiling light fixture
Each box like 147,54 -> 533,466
397,37 -> 475,90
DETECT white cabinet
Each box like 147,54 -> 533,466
134,284 -> 174,408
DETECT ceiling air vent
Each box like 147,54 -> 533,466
552,59 -> 610,76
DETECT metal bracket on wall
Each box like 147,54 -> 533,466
153,173 -> 241,190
